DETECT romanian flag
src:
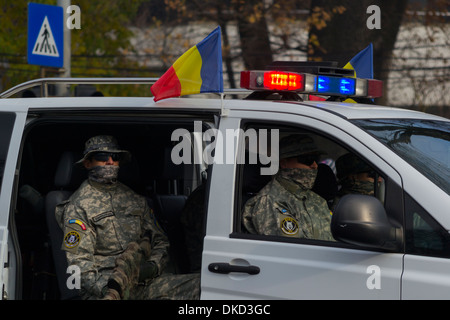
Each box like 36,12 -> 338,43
343,43 -> 373,79
343,43 -> 373,103
151,26 -> 223,102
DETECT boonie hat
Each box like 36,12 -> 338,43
279,134 -> 320,159
76,135 -> 131,164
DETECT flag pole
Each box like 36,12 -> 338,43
220,92 -> 228,116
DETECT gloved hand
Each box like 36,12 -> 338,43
138,260 -> 158,282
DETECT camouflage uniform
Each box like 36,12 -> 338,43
243,168 -> 334,240
243,134 -> 334,241
56,135 -> 200,300
337,179 -> 374,197
333,153 -> 375,210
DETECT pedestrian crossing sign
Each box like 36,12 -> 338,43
27,3 -> 64,68
32,16 -> 60,58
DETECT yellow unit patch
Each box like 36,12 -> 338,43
280,217 -> 299,236
64,230 -> 81,249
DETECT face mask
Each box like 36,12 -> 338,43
88,165 -> 119,184
341,178 -> 375,196
280,168 -> 318,190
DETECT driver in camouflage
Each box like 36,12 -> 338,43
332,152 -> 380,210
55,135 -> 200,300
243,134 -> 334,241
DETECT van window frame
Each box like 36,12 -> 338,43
231,119 -> 404,253
0,112 -> 16,194
15,110 -> 218,299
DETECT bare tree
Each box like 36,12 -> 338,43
232,0 -> 273,70
307,0 -> 408,104
389,0 -> 450,114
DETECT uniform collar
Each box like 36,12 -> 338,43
88,178 -> 119,192
275,171 -> 308,197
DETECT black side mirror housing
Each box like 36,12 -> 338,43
331,194 -> 400,251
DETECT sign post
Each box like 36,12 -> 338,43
58,0 -> 71,79
57,0 -> 71,96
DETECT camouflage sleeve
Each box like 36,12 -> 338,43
141,202 -> 169,276
57,201 -> 108,298
305,193 -> 335,241
243,194 -> 279,236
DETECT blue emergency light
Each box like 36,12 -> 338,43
317,76 -> 356,95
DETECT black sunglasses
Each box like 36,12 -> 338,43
297,154 -> 318,166
91,152 -> 121,162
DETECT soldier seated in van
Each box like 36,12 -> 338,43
55,135 -> 200,300
242,134 -> 334,241
333,153 -> 383,210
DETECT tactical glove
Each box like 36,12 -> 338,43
138,260 -> 158,282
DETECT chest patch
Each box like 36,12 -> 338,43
280,217 -> 299,235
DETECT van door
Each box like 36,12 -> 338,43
201,110 -> 404,299
0,110 -> 27,300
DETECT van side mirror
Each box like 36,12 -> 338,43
331,194 -> 400,251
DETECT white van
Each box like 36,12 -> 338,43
0,67 -> 449,300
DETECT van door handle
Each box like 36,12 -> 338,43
208,262 -> 260,275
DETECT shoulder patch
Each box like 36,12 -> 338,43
68,219 -> 87,230
64,230 -> 81,249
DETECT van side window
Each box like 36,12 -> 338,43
15,118 -> 213,299
0,112 -> 16,192
405,193 -> 450,258
237,123 -> 386,244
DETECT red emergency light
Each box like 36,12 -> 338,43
241,70 -> 316,92
263,71 -> 303,91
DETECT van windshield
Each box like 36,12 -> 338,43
352,119 -> 450,195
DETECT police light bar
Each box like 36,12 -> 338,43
240,70 -> 382,99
